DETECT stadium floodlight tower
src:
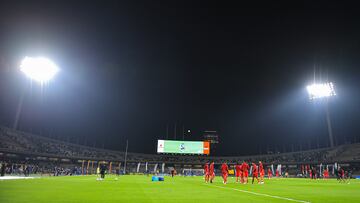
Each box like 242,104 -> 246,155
20,56 -> 59,83
306,82 -> 336,148
13,57 -> 59,130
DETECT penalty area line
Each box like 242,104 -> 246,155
204,184 -> 311,203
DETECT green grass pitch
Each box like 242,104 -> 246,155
1,175 -> 360,202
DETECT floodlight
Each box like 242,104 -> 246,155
20,57 -> 59,83
306,82 -> 336,100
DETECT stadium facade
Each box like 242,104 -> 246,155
1,126 -> 359,177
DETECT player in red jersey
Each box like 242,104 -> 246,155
251,162 -> 259,184
267,168 -> 272,179
306,165 -> 310,178
242,161 -> 249,184
301,165 -> 305,176
235,163 -> 242,183
204,162 -> 210,183
340,168 -> 345,181
323,169 -> 329,179
240,162 -> 245,183
221,162 -> 229,184
258,161 -> 265,184
209,161 -> 215,183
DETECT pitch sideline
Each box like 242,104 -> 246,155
204,184 -> 311,203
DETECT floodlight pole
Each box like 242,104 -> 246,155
307,82 -> 336,148
325,101 -> 334,148
13,92 -> 25,130
123,139 -> 128,174
13,84 -> 28,130
15,57 -> 59,130
182,125 -> 184,140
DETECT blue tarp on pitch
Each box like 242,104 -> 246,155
152,176 -> 164,181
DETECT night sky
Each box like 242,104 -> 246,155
1,1 -> 360,156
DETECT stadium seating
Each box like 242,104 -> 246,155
1,126 -> 360,176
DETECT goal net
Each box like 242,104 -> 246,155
182,168 -> 204,176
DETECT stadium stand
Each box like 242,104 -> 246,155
1,126 -> 360,177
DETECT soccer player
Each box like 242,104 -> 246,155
235,162 -> 242,183
339,168 -> 345,182
100,164 -> 106,179
346,170 -> 352,183
267,168 -> 272,179
209,161 -> 215,183
311,166 -> 317,180
323,169 -> 329,179
171,168 -> 176,178
204,162 -> 210,183
242,161 -> 249,184
259,161 -> 265,184
221,162 -> 229,184
301,165 -> 305,176
0,162 -> 5,177
335,166 -> 340,181
251,162 -> 259,184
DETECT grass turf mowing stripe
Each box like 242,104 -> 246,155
205,184 -> 311,203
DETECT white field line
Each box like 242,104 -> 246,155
0,176 -> 35,180
205,184 -> 311,203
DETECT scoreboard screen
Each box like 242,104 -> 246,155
157,140 -> 210,155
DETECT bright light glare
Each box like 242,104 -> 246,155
307,82 -> 336,100
20,57 -> 59,83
